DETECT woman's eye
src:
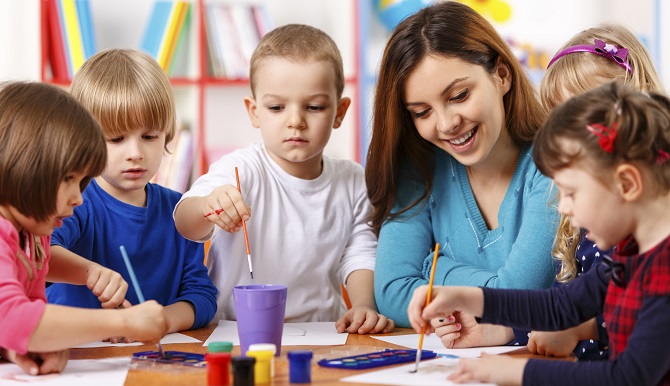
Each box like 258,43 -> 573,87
108,137 -> 123,143
450,88 -> 469,102
412,109 -> 430,119
143,135 -> 159,141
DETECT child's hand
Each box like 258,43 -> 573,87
104,336 -> 135,344
407,285 -> 451,334
448,354 -> 527,385
0,348 -> 69,375
432,312 -> 480,348
408,285 -> 482,335
85,264 -> 128,308
122,300 -> 169,343
202,185 -> 251,233
527,329 -> 579,357
335,306 -> 395,334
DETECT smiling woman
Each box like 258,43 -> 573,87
365,1 -> 559,342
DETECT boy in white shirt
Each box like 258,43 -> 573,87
174,24 -> 393,333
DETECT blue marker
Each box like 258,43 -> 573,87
119,245 -> 164,357
119,245 -> 145,303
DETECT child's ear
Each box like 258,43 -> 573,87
244,96 -> 261,128
333,97 -> 351,129
615,163 -> 643,201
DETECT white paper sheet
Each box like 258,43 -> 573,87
0,357 -> 130,385
203,320 -> 348,346
72,332 -> 201,348
340,357 -> 496,386
372,334 -> 524,358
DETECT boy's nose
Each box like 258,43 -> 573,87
126,140 -> 144,160
287,109 -> 306,129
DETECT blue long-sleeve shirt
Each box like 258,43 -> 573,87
47,179 -> 218,329
375,145 -> 558,327
481,256 -> 670,385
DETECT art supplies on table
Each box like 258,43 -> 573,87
317,349 -> 437,370
132,350 -> 207,367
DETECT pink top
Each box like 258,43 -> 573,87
0,216 -> 50,354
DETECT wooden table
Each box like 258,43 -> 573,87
68,324 -> 565,386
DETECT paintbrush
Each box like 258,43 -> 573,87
119,245 -> 166,358
235,167 -> 253,279
411,243 -> 439,373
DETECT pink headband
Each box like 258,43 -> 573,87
547,39 -> 632,74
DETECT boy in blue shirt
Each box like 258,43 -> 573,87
46,49 -> 217,335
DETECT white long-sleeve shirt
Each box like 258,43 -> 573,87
178,143 -> 376,322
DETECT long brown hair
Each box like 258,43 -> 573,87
0,81 -> 107,221
366,1 -> 545,234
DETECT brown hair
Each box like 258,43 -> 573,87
540,24 -> 665,282
366,1 -> 545,234
534,81 -> 670,230
249,24 -> 344,99
0,81 -> 107,221
70,49 -> 176,151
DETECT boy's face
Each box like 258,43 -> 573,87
244,57 -> 350,179
96,127 -> 165,206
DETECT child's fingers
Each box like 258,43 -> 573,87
12,353 -> 40,375
367,314 -> 393,334
407,285 -> 429,331
228,190 -> 251,221
37,351 -> 68,374
99,284 -> 128,309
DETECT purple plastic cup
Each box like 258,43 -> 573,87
233,284 -> 288,356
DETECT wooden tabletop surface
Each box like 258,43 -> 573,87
63,323 -> 571,386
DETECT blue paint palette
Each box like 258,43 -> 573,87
317,349 -> 437,370
132,350 -> 207,367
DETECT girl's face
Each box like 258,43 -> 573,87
403,56 -> 512,168
3,171 -> 86,236
552,153 -> 632,250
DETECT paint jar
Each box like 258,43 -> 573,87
232,356 -> 255,386
288,350 -> 313,384
246,350 -> 273,384
206,341 -> 233,386
248,343 -> 277,376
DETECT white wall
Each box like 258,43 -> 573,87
0,0 -> 40,81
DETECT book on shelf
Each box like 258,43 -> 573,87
45,0 -> 96,81
152,122 -> 193,194
140,0 -> 191,73
203,2 -> 272,79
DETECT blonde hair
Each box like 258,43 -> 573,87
0,81 -> 106,222
540,23 -> 664,283
70,49 -> 176,151
535,82 -> 670,282
249,24 -> 344,99
541,23 -> 664,112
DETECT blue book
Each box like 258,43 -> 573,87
140,1 -> 173,60
76,0 -> 97,59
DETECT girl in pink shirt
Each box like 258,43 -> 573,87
0,81 -> 168,376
